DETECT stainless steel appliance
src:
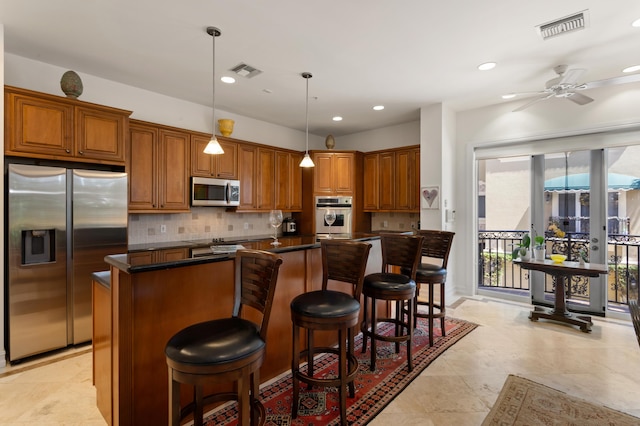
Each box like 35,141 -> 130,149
315,196 -> 353,237
7,163 -> 127,362
191,177 -> 240,207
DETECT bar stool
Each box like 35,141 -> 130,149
403,230 -> 455,346
361,234 -> 423,372
290,240 -> 371,426
165,250 -> 283,426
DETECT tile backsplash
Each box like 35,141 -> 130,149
128,209 -> 419,245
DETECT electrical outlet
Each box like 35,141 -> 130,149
244,223 -> 249,230
160,224 -> 166,233
383,220 -> 388,228
411,222 -> 416,229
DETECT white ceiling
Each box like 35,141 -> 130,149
2,1 -> 640,137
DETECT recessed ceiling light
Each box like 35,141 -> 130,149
220,76 -> 236,84
332,116 -> 343,122
502,94 -> 516,99
632,18 -> 640,27
373,105 -> 384,111
623,65 -> 640,73
478,62 -> 497,71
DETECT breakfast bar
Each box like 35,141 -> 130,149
515,258 -> 608,333
97,234 -> 382,425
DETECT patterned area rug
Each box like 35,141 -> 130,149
482,375 -> 640,426
205,317 -> 477,425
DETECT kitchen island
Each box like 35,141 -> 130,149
97,234 -> 382,425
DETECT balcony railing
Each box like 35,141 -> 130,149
478,230 -> 640,306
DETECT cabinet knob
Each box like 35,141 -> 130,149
78,151 -> 84,155
65,149 -> 71,153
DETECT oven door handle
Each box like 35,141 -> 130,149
316,204 -> 352,208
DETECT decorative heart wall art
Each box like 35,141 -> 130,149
421,186 -> 440,210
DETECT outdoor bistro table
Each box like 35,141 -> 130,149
515,258 -> 608,333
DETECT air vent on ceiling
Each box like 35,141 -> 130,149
230,63 -> 262,78
537,10 -> 588,40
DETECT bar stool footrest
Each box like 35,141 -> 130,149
295,347 -> 359,388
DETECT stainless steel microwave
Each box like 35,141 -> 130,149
191,177 -> 240,207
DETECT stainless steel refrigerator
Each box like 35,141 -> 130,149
7,163 -> 127,362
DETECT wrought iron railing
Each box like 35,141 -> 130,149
478,230 -> 640,306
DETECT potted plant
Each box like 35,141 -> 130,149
533,234 -> 546,260
512,233 -> 531,261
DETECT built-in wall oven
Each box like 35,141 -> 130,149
315,196 -> 353,237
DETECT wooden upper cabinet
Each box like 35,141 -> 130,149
275,151 -> 303,211
5,86 -> 130,165
190,134 -> 238,179
312,151 -> 355,195
364,145 -> 420,212
256,148 -> 275,210
238,144 -> 257,210
128,121 -> 190,212
363,153 -> 379,210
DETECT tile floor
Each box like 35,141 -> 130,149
2,295 -> 640,425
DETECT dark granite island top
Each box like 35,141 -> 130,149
105,233 -> 381,273
97,233 -> 383,426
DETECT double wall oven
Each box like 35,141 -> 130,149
315,196 -> 353,237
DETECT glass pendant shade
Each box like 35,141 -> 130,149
299,72 -> 315,168
204,136 -> 224,154
205,26 -> 224,155
299,153 -> 315,167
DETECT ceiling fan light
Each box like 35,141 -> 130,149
204,136 -> 225,154
623,65 -> 640,73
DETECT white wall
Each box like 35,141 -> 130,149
337,121 -> 420,152
4,53 -> 325,151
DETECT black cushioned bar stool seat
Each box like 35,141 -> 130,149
165,250 -> 282,426
291,240 -> 371,426
361,234 -> 424,372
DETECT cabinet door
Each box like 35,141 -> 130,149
363,153 -> 379,210
379,151 -> 395,210
395,149 -> 412,210
333,153 -> 355,194
75,106 -> 127,163
275,151 -> 290,210
289,152 -> 303,211
312,152 -> 334,194
190,135 -> 215,177
158,129 -> 190,210
6,92 -> 74,157
215,140 -> 238,179
256,148 -> 275,210
238,144 -> 257,209
412,147 -> 421,210
128,124 -> 158,210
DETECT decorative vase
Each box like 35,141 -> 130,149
60,70 -> 83,99
520,250 -> 530,261
218,119 -> 234,137
325,134 -> 336,149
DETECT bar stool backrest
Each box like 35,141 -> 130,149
233,249 -> 283,340
321,240 -> 372,299
417,230 -> 455,268
380,234 -> 424,280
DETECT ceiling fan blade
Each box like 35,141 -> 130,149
513,94 -> 553,112
566,92 -> 594,105
580,73 -> 640,89
559,68 -> 586,85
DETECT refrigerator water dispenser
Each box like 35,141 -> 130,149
22,229 -> 55,265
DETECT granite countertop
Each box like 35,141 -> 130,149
106,233 -> 380,273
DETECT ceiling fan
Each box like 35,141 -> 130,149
509,64 -> 640,112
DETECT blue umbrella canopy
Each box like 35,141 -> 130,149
544,173 -> 640,191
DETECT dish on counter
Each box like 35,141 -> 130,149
550,254 -> 567,263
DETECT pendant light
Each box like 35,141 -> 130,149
203,26 -> 224,155
299,72 -> 315,168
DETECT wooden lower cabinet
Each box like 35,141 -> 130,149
97,240 -> 382,425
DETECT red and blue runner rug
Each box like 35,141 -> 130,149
205,316 -> 477,425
